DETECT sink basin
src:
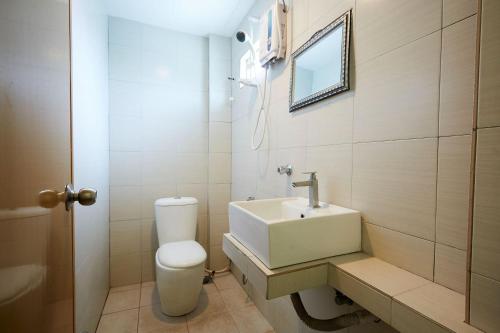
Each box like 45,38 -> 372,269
228,197 -> 361,269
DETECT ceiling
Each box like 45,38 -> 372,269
106,0 -> 256,37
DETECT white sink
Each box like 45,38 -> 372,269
228,197 -> 361,269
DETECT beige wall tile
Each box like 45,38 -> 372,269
470,273 -> 500,332
362,223 -> 435,280
209,214 -> 229,246
328,266 -> 392,323
210,245 -> 229,270
472,127 -> 500,280
352,139 -> 437,240
305,144 -> 352,207
140,219 -> 158,252
110,252 -> 141,287
355,0 -> 441,64
353,32 -> 441,142
439,16 -> 477,136
434,243 -> 466,294
443,0 -> 477,27
391,301 -> 450,333
477,0 -> 500,128
436,135 -> 472,250
141,250 -> 156,282
110,220 -> 141,256
306,93 -> 354,146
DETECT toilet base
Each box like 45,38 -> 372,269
155,254 -> 205,316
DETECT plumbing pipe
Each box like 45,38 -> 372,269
290,292 -> 378,331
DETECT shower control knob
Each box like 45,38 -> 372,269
39,184 -> 97,211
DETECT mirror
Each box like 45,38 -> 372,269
289,10 -> 351,112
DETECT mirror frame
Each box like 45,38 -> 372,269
289,10 -> 351,112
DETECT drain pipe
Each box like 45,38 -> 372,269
290,292 -> 379,331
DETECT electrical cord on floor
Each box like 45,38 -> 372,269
202,261 -> 231,284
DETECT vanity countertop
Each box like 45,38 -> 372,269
223,233 -> 482,333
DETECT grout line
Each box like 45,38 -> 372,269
363,221 -> 435,244
432,0 -> 445,283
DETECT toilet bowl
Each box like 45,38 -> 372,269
154,197 -> 206,316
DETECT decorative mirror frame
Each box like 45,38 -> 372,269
289,10 -> 351,112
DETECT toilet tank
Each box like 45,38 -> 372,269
154,197 -> 198,246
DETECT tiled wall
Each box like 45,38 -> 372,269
108,17 -> 210,286
232,0 -> 478,299
208,35 -> 233,270
469,0 -> 500,331
72,0 -> 110,332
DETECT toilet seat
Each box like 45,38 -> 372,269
157,240 -> 206,269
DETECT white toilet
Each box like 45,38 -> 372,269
154,197 -> 207,316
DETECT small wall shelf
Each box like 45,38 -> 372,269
223,233 -> 482,333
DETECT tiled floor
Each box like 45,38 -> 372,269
97,272 -> 275,333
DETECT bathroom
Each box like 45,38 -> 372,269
0,0 -> 499,332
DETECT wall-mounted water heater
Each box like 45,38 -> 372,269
258,1 -> 287,67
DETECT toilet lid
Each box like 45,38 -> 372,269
157,240 -> 207,268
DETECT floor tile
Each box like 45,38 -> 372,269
187,311 -> 238,333
229,305 -> 274,333
220,286 -> 253,310
202,281 -> 218,294
186,289 -> 227,323
138,304 -> 188,333
97,309 -> 139,333
103,289 -> 141,314
140,283 -> 160,307
213,272 -> 240,290
109,283 -> 141,294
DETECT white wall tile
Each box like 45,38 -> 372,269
110,151 -> 142,186
209,153 -> 232,184
353,32 -> 441,142
175,153 -> 208,184
141,151 -> 176,185
209,184 -> 231,216
109,80 -> 142,117
110,115 -> 143,151
209,122 -> 232,153
110,186 -> 142,221
108,17 -> 142,48
352,138 -> 437,240
108,44 -> 141,81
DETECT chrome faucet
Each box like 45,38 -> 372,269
292,172 -> 320,208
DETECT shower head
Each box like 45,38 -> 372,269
235,30 -> 250,43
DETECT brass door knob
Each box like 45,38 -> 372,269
39,184 -> 97,211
